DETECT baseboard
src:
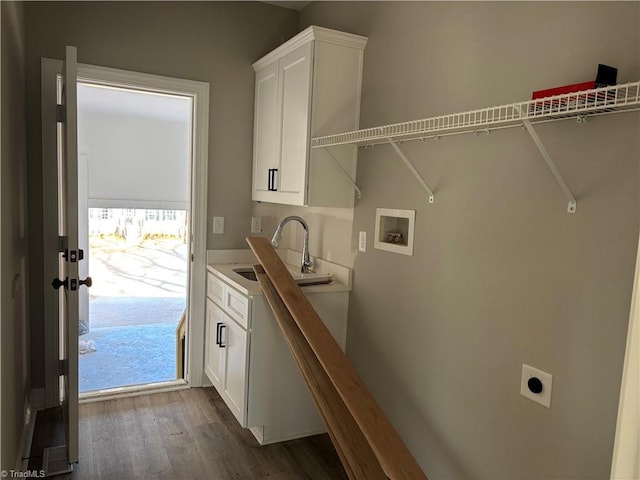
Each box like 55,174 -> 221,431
17,394 -> 37,471
250,425 -> 327,446
250,426 -> 264,445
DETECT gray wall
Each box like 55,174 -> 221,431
253,203 -> 356,267
292,2 -> 639,479
1,0 -> 30,470
23,1 -> 298,387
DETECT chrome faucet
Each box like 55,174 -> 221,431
271,216 -> 311,273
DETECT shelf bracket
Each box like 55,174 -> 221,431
521,120 -> 576,213
387,138 -> 435,203
322,147 -> 362,199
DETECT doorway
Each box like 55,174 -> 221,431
76,82 -> 192,392
41,59 -> 210,413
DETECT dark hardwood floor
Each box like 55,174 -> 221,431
29,387 -> 347,480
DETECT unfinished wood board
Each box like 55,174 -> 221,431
247,236 -> 428,479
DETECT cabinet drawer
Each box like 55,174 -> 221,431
224,286 -> 250,329
207,272 -> 225,305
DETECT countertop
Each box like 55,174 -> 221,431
207,262 -> 350,296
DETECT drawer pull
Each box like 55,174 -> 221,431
216,322 -> 223,346
268,168 -> 278,191
219,324 -> 227,348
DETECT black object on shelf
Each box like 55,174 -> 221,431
595,64 -> 618,88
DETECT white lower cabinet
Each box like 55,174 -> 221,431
205,270 -> 348,444
222,317 -> 248,423
205,299 -> 249,426
204,299 -> 224,389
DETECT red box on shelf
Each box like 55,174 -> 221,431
531,81 -> 596,100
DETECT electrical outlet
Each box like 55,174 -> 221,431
212,216 -> 225,234
358,231 -> 367,252
251,216 -> 262,233
520,364 -> 553,408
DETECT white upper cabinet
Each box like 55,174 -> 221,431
278,43 -> 313,204
252,26 -> 367,207
252,62 -> 280,200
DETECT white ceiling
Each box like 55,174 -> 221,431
77,83 -> 191,123
261,1 -> 311,11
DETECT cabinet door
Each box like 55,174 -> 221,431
277,41 -> 313,206
252,61 -> 280,202
222,318 -> 249,427
204,299 -> 224,390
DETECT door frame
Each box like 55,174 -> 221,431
611,234 -> 640,478
41,59 -> 210,408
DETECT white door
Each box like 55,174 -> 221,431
59,45 -> 86,466
611,234 -> 640,479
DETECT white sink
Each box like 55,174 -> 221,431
232,267 -> 332,286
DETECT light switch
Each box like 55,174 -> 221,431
251,216 -> 262,234
358,231 -> 367,252
213,216 -> 225,234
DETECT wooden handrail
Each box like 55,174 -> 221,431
247,237 -> 428,480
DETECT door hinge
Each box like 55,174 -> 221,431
57,236 -> 67,253
56,104 -> 66,123
59,359 -> 68,376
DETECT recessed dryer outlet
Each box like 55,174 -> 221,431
520,364 -> 553,408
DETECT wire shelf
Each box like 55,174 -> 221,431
311,81 -> 640,148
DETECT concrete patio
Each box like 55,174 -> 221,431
79,236 -> 187,393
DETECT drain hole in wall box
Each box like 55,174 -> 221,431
374,208 -> 415,256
